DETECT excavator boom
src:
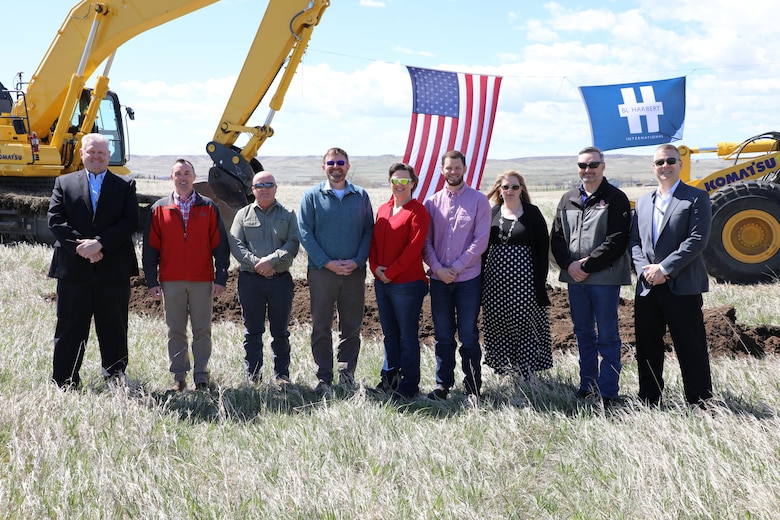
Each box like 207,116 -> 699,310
20,0 -> 219,141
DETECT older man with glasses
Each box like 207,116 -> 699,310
298,148 -> 374,396
551,146 -> 632,406
230,171 -> 300,387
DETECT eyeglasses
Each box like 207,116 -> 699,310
325,160 -> 347,166
252,182 -> 276,189
654,157 -> 678,166
390,178 -> 412,186
501,184 -> 521,191
577,161 -> 602,169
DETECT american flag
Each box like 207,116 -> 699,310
403,66 -> 503,202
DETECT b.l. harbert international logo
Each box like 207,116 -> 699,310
618,86 -> 664,134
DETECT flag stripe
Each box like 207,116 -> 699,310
403,66 -> 502,201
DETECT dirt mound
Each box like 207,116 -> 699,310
128,272 -> 780,359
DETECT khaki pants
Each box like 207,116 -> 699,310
161,280 -> 213,384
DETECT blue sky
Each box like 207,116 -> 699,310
6,0 -> 780,159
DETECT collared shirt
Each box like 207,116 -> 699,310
422,184 -> 491,283
88,171 -> 106,213
578,184 -> 590,206
173,191 -> 196,230
652,180 -> 680,246
229,200 -> 300,273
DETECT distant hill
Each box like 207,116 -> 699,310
127,153 -> 724,189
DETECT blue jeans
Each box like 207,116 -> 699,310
567,283 -> 622,398
374,279 -> 428,398
429,277 -> 483,394
237,271 -> 294,379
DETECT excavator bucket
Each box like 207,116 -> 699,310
193,167 -> 250,230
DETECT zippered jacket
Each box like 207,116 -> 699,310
550,178 -> 632,285
142,192 -> 229,288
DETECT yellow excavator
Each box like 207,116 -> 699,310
679,132 -> 780,284
0,0 -> 329,243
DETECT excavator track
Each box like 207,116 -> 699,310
0,178 -> 56,243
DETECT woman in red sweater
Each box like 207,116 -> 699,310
369,163 -> 430,399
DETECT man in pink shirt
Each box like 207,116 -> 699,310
423,150 -> 491,400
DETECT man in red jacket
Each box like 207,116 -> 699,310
143,159 -> 230,391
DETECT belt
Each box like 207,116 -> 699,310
245,270 -> 289,279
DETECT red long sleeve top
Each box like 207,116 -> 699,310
369,197 -> 430,284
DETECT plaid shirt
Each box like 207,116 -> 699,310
173,190 -> 196,229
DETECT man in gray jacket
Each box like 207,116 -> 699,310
551,146 -> 632,404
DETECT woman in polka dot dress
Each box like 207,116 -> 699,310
482,171 -> 553,381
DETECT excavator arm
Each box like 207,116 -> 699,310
203,0 -> 330,221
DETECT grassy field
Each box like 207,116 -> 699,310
1,181 -> 779,518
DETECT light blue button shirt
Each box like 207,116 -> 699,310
88,171 -> 106,213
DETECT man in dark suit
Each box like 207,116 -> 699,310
48,133 -> 139,389
629,143 -> 713,406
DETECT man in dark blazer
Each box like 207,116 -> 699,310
629,143 -> 713,406
48,133 -> 139,389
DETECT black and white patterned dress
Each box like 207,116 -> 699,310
482,208 -> 553,378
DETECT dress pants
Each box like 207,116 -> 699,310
52,277 -> 130,387
635,283 -> 713,405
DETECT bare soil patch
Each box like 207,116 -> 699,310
127,271 -> 780,360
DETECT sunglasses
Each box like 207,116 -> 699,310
501,184 -> 521,191
654,157 -> 678,166
252,182 -> 275,189
577,161 -> 602,169
390,178 -> 412,186
325,160 -> 347,166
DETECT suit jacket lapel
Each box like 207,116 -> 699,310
92,171 -> 117,221
78,171 -> 95,219
658,195 -> 681,245
640,196 -> 655,261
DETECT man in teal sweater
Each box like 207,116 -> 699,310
298,148 -> 374,395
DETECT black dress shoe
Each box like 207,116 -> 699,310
574,388 -> 599,399
426,386 -> 449,400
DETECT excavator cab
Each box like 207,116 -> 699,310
67,88 -> 129,167
0,83 -> 13,117
0,82 -> 27,136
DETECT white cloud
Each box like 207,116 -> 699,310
524,19 -> 559,43
359,0 -> 385,7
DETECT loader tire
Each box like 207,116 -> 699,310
703,180 -> 780,284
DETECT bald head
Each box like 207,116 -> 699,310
251,171 -> 277,210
